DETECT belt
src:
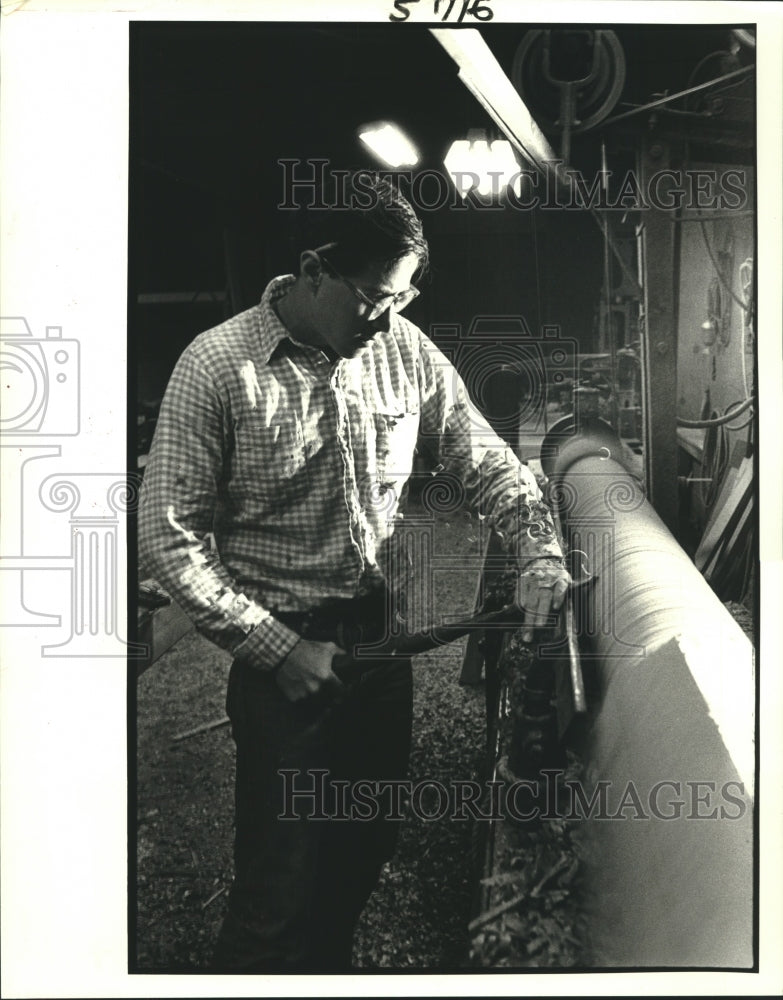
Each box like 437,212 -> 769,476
272,590 -> 393,647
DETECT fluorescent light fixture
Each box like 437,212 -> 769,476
432,28 -> 558,171
444,130 -> 523,199
358,121 -> 420,168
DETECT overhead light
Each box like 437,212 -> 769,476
358,121 -> 420,168
432,29 -> 558,170
444,130 -> 523,199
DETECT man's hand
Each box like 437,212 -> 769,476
517,559 -> 571,643
274,637 -> 346,703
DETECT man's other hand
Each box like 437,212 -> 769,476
275,638 -> 346,702
517,559 -> 571,643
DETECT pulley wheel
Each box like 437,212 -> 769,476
511,29 -> 626,135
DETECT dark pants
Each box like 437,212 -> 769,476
213,637 -> 413,973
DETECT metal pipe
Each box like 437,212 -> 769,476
541,418 -> 753,789
540,418 -> 754,968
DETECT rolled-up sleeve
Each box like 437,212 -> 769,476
138,349 -> 300,670
415,332 -> 564,567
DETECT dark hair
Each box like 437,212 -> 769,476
302,171 -> 429,279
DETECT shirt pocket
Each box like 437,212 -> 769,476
233,415 -> 311,509
372,407 -> 420,488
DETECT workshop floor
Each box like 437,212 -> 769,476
134,510 -> 488,971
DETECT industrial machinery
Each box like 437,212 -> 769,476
470,394 -> 754,967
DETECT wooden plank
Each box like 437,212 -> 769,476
701,480 -> 752,579
702,534 -> 727,579
698,466 -> 753,576
706,497 -> 753,593
703,486 -> 753,579
695,458 -> 752,570
703,467 -> 738,536
702,438 -> 751,535
724,493 -> 754,554
727,436 -> 750,471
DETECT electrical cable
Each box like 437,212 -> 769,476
738,257 -> 754,399
695,76 -> 755,101
658,80 -> 754,118
706,275 -> 729,347
679,142 -> 755,434
601,65 -> 754,127
695,397 -> 755,538
723,397 -> 755,436
654,107 -> 725,118
700,411 -> 728,510
677,396 -> 755,428
698,219 -> 748,311
725,411 -> 755,432
656,75 -> 755,118
685,50 -> 735,92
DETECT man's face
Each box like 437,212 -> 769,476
313,252 -> 420,359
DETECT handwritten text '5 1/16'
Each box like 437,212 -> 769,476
390,0 -> 494,22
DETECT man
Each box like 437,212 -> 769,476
138,173 -> 570,972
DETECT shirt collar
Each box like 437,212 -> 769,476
257,274 -> 299,364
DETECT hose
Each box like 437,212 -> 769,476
726,410 -> 755,433
677,396 -> 754,428
691,399 -> 754,511
698,219 -> 748,312
700,412 -> 728,511
601,65 -> 754,127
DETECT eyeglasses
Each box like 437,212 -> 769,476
315,252 -> 420,321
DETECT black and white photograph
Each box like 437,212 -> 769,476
131,14 -> 759,974
1,1 -> 782,996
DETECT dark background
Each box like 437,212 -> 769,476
129,22 -> 753,407
129,22 -> 757,970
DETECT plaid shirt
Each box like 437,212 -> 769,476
139,275 -> 563,671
